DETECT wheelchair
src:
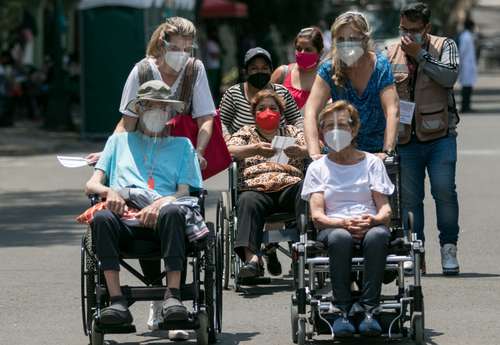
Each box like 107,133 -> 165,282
216,161 -> 301,291
80,190 -> 223,345
290,155 -> 426,344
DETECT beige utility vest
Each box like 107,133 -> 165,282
387,35 -> 448,144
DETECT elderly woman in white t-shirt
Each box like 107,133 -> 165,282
301,100 -> 394,338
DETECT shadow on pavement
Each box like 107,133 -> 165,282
423,272 -> 500,278
300,327 -> 443,344
238,277 -> 294,298
113,331 -> 259,344
0,189 -> 88,247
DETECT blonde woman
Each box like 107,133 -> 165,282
303,11 -> 399,160
87,17 -> 215,170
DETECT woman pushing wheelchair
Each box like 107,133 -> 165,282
301,100 -> 394,337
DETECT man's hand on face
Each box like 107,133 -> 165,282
401,34 -> 422,58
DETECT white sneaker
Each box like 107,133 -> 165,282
168,329 -> 190,341
147,301 -> 163,331
441,244 -> 459,275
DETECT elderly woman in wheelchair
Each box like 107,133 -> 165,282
84,80 -> 203,327
226,89 -> 308,279
301,100 -> 395,337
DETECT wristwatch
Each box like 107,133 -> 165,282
383,149 -> 396,157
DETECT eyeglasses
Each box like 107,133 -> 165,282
137,100 -> 172,112
399,26 -> 425,35
163,40 -> 197,54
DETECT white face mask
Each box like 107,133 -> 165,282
336,41 -> 364,66
164,51 -> 189,72
324,128 -> 353,152
140,109 -> 170,133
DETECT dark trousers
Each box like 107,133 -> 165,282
234,182 -> 303,261
461,86 -> 473,112
317,226 -> 390,312
93,205 -> 186,272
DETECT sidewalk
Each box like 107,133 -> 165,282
0,121 -> 104,156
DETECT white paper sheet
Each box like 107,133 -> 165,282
57,155 -> 89,168
400,100 -> 416,125
269,136 -> 296,164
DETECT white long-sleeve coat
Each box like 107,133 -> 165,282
458,30 -> 477,87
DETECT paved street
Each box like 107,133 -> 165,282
1,72 -> 500,345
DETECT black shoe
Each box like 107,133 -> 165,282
264,249 -> 282,276
238,261 -> 264,279
162,297 -> 188,321
99,306 -> 133,326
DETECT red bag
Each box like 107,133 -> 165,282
169,58 -> 231,180
170,112 -> 231,180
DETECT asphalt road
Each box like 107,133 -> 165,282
1,73 -> 500,345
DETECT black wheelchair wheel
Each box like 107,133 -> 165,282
218,196 -> 231,290
204,222 -> 218,343
297,318 -> 306,345
90,319 -> 104,345
410,311 -> 425,345
290,302 -> 299,344
196,310 -> 210,345
215,220 -> 224,333
81,228 -> 97,337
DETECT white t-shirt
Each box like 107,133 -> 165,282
119,57 -> 216,119
301,153 -> 395,219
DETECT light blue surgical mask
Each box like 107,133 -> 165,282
412,33 -> 424,45
400,30 -> 425,45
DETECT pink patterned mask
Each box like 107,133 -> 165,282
295,51 -> 319,70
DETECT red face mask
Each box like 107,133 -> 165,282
256,108 -> 280,131
295,51 -> 319,70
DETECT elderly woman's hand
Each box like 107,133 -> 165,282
346,214 -> 376,240
254,142 -> 276,158
284,145 -> 307,159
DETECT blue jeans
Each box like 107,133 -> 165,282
399,135 -> 459,246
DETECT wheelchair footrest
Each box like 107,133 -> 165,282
262,227 -> 299,244
121,284 -> 198,302
159,313 -> 200,330
238,276 -> 272,286
95,323 -> 136,334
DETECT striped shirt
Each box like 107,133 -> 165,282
219,83 -> 302,136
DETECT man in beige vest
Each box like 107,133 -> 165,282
387,2 -> 460,275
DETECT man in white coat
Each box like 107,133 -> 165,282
458,19 -> 477,113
